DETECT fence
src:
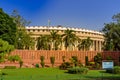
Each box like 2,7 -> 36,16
9,50 -> 120,67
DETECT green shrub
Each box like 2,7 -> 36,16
62,56 -> 65,63
8,55 -> 21,62
89,62 -> 95,65
95,63 -> 100,69
40,56 -> 45,61
68,67 -> 89,74
35,64 -> 39,68
59,62 -> 71,70
4,66 -> 16,69
70,56 -> 78,67
86,66 -> 92,69
72,56 -> 78,62
106,56 -> 113,60
85,56 -> 89,66
113,66 -> 120,74
0,54 -> 5,63
94,53 -> 102,69
19,60 -> 23,68
40,56 -> 45,68
94,53 -> 102,64
50,56 -> 55,67
40,61 -> 45,68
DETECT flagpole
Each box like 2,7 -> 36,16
48,19 -> 50,31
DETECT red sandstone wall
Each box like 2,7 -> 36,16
10,50 -> 120,67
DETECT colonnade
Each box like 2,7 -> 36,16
26,26 -> 104,51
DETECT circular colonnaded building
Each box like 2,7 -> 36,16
26,26 -> 104,51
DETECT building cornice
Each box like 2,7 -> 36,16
26,26 -> 104,35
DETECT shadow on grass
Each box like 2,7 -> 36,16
64,70 -> 120,80
83,74 -> 120,80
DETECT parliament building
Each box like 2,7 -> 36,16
26,26 -> 104,51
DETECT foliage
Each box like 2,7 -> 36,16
102,13 -> 120,51
0,39 -> 15,63
37,35 -> 51,50
70,56 -> 78,67
85,56 -> 89,66
8,55 -> 21,62
4,66 -> 16,69
37,30 -> 62,50
50,30 -> 62,50
62,56 -> 65,63
59,62 -> 71,70
40,56 -> 45,68
94,53 -> 102,69
106,56 -> 113,60
94,53 -> 102,64
0,39 -> 14,53
40,56 -> 45,61
36,29 -> 94,51
113,66 -> 120,74
16,29 -> 34,49
35,64 -> 39,68
0,8 -> 17,45
50,56 -> 55,67
62,29 -> 79,51
89,62 -> 95,65
11,10 -> 34,50
0,54 -> 5,63
68,66 -> 89,74
106,66 -> 120,74
78,37 -> 93,51
19,60 -> 23,68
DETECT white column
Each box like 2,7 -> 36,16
34,37 -> 37,50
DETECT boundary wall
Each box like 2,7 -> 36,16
9,50 -> 120,67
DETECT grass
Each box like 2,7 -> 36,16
0,68 -> 120,80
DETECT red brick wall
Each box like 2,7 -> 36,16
10,50 -> 120,67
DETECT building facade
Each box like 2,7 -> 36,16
26,26 -> 104,51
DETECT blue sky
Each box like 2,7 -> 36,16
1,0 -> 120,30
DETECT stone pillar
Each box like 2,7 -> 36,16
61,42 -> 65,50
95,40 -> 98,51
96,40 -> 98,51
92,40 -> 95,51
34,37 -> 37,50
94,40 -> 96,51
99,41 -> 101,51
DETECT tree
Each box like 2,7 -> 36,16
102,13 -> 120,51
37,35 -> 51,50
16,29 -> 34,49
62,29 -> 78,51
0,39 -> 14,62
11,10 -> 34,49
50,30 -> 62,50
78,37 -> 93,51
0,8 -> 17,45
112,13 -> 120,23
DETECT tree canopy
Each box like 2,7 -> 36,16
11,10 -> 34,49
0,8 -> 17,45
102,13 -> 120,51
0,39 -> 14,62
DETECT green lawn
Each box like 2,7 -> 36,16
0,68 -> 120,80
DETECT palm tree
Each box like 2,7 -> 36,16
54,34 -> 62,50
62,29 -> 78,51
37,35 -> 51,50
49,30 -> 61,50
78,37 -> 93,51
